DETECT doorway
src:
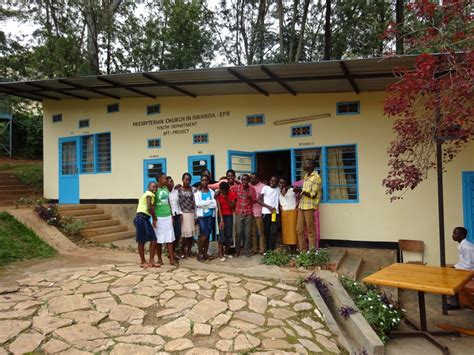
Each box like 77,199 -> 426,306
255,150 -> 291,183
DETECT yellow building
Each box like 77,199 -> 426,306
1,56 -> 473,265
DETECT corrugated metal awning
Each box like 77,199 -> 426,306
0,55 -> 421,101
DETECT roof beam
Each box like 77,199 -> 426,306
260,65 -> 297,95
96,77 -> 156,99
227,68 -> 269,96
25,82 -> 89,100
58,79 -> 121,100
339,61 -> 360,94
142,73 -> 196,98
0,86 -> 46,101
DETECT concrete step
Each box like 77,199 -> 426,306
60,208 -> 104,217
0,189 -> 35,196
71,213 -> 112,222
87,230 -> 135,243
0,177 -> 21,183
85,219 -> 120,229
337,255 -> 363,280
58,204 -> 97,212
0,185 -> 30,190
81,225 -> 128,238
327,248 -> 347,272
0,199 -> 17,206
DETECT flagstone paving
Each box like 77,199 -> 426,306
0,263 -> 341,354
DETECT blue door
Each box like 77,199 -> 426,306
143,159 -> 167,192
59,137 -> 80,204
188,155 -> 214,185
462,171 -> 474,242
228,150 -> 256,175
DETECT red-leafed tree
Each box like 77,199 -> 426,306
382,0 -> 473,200
381,0 -> 473,281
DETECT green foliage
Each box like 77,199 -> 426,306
0,211 -> 56,266
261,249 -> 291,266
295,248 -> 330,268
11,109 -> 43,159
341,276 -> 404,343
14,197 -> 35,208
14,165 -> 43,190
60,216 -> 86,237
0,163 -> 12,171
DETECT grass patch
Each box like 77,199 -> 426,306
0,211 -> 56,266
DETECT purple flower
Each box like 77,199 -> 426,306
339,305 -> 357,319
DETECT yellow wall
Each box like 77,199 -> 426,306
43,92 -> 474,265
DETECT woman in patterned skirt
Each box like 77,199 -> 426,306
178,172 -> 196,258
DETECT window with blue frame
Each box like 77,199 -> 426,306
79,119 -> 90,128
107,103 -> 119,113
291,124 -> 312,137
193,133 -> 209,144
96,133 -> 111,173
147,104 -> 161,115
80,135 -> 95,173
79,133 -> 111,174
292,144 -> 358,202
52,114 -> 62,123
148,138 -> 161,148
337,101 -> 360,115
246,114 -> 265,126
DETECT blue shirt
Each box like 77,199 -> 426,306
201,191 -> 213,217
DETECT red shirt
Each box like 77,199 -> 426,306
231,184 -> 256,216
217,191 -> 237,216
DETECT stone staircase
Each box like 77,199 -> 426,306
58,204 -> 134,243
0,171 -> 38,207
328,247 -> 396,281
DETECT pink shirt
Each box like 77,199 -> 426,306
251,182 -> 266,217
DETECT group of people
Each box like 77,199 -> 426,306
133,158 -> 322,268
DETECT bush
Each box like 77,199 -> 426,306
341,276 -> 404,343
295,248 -> 330,268
61,216 -> 85,237
15,165 -> 43,190
261,249 -> 291,266
35,204 -> 60,226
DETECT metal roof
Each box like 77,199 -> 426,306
0,55 -> 420,101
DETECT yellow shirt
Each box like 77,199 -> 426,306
136,191 -> 155,215
299,171 -> 322,210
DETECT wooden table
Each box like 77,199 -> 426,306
363,263 -> 474,355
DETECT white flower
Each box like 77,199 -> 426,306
389,304 -> 393,308
380,322 -> 384,325
367,297 -> 372,301
370,306 -> 373,309
353,282 -> 357,285
401,308 -> 406,313
383,304 -> 387,309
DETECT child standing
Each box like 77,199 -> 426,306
178,173 -> 196,258
167,176 -> 182,258
194,175 -> 217,261
216,181 -> 237,261
279,178 -> 298,254
134,182 -> 158,268
231,174 -> 256,257
259,176 -> 281,252
153,174 -> 177,266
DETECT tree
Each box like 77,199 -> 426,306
161,0 -> 215,69
382,0 -> 473,284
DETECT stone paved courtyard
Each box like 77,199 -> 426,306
0,263 -> 341,354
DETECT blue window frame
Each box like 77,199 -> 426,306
80,135 -> 95,173
95,133 -> 111,173
148,138 -> 161,149
52,114 -> 62,123
193,133 -> 209,144
291,144 -> 358,203
291,124 -> 312,138
246,114 -> 265,126
79,119 -> 90,128
337,101 -> 360,115
78,132 -> 111,174
147,104 -> 161,115
107,103 -> 119,113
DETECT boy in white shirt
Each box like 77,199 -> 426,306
258,176 -> 280,252
448,226 -> 474,310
